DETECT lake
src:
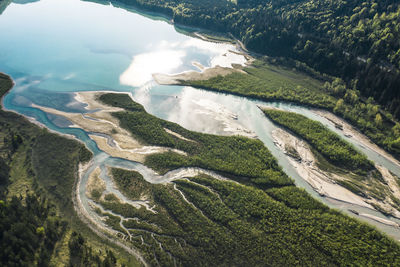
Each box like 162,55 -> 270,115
2,0 -> 400,240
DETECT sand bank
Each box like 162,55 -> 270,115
74,165 -> 148,266
86,167 -> 105,199
272,128 -> 374,209
32,92 -> 187,163
272,126 -> 400,218
359,213 -> 399,228
153,65 -> 243,85
90,134 -> 185,164
164,128 -> 196,143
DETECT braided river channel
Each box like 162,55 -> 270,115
2,0 -> 400,241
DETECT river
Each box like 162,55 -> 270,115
2,0 -> 400,241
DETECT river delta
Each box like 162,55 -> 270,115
2,0 -> 400,264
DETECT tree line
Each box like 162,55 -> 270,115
93,0 -> 400,121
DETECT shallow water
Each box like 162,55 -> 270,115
2,0 -> 400,240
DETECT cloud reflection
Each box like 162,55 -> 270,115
166,87 -> 254,137
120,50 -> 185,87
182,38 -> 247,68
120,38 -> 247,88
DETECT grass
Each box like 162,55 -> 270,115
184,60 -> 336,109
6,144 -> 34,200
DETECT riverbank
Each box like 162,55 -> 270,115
271,128 -> 375,209
157,53 -> 400,166
268,112 -> 400,219
313,109 -> 400,169
153,65 -> 244,85
32,92 -> 188,164
37,90 -> 400,224
152,37 -> 253,86
74,162 -> 148,266
0,73 -> 142,266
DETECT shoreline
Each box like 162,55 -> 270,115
261,104 -> 400,219
271,128 -> 375,210
153,61 -> 400,168
74,162 -> 149,267
152,37 -> 253,86
32,92 -> 190,164
271,124 -> 400,220
312,109 -> 400,168
153,60 -> 249,86
0,73 -> 148,263
4,72 -> 400,228
0,74 -> 90,149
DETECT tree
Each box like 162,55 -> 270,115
334,99 -> 345,113
375,113 -> 383,127
0,158 -> 9,185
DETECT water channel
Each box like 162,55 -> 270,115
2,0 -> 400,240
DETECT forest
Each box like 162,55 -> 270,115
95,166 -> 400,266
261,108 -> 400,209
93,0 -> 400,127
92,92 -> 400,266
99,93 -> 292,188
1,0 -> 400,264
262,108 -> 373,173
186,59 -> 400,160
0,74 -> 137,266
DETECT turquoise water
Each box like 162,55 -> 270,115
0,0 -> 244,152
2,0 -> 400,240
0,0 -> 239,115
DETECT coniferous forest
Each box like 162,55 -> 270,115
102,0 -> 400,119
1,0 -> 400,266
0,74 -> 137,266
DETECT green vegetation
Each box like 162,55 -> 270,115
0,73 -> 139,266
99,93 -> 292,188
185,59 -> 400,160
262,108 -> 373,173
95,92 -> 400,265
284,144 -> 302,162
99,168 -> 400,266
186,60 -> 335,109
0,194 -> 120,267
0,194 -> 66,266
266,186 -> 328,211
32,133 -> 91,208
89,0 -> 400,125
111,169 -> 150,200
262,108 -> 400,211
325,78 -> 400,159
84,0 -> 400,162
68,231 -> 119,267
0,72 -> 12,97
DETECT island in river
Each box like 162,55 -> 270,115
70,91 -> 400,266
2,0 -> 400,266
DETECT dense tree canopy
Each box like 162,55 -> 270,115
98,0 -> 400,120
96,93 -> 400,266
